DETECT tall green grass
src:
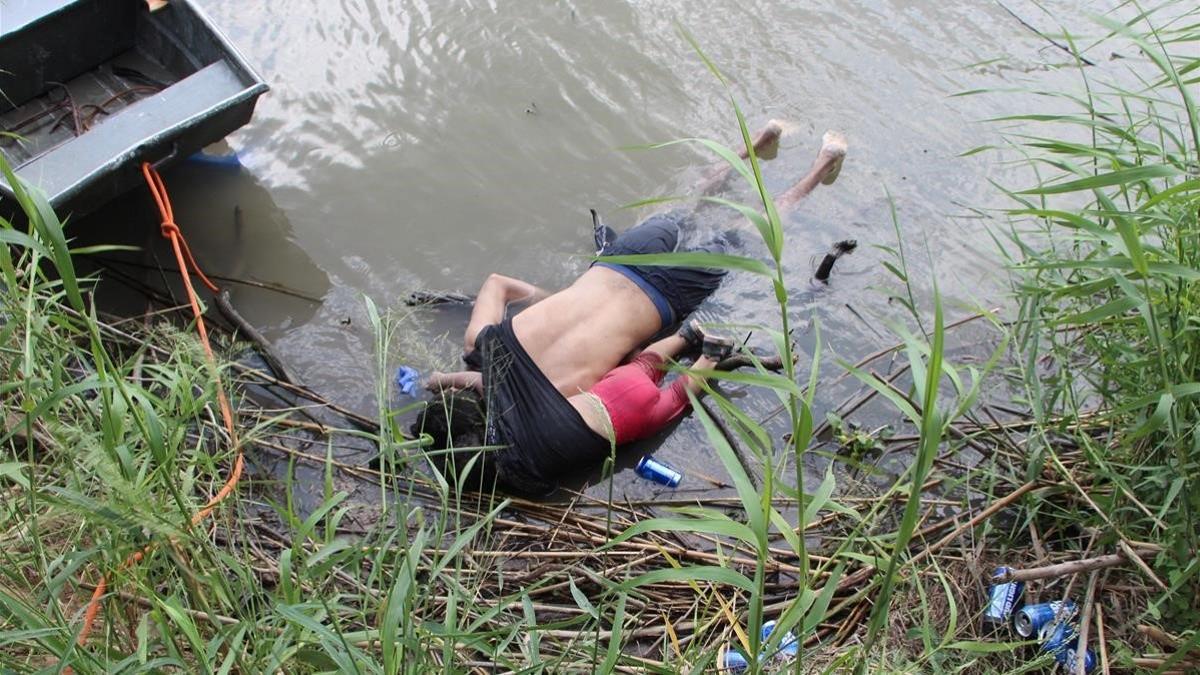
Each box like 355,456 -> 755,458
596,34 -> 1008,673
0,158 -> 577,672
985,0 -> 1200,660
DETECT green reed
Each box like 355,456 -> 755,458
982,0 -> 1200,661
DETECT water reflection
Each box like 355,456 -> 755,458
72,155 -> 329,334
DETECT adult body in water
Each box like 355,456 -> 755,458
419,125 -> 848,496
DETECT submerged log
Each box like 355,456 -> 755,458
406,290 -> 474,306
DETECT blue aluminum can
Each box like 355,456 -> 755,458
982,567 -> 1025,628
761,620 -> 799,660
1039,617 -> 1076,653
1039,620 -> 1096,673
635,456 -> 682,487
1014,600 -> 1078,638
717,644 -> 749,673
1060,646 -> 1097,673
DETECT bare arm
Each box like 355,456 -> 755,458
463,273 -> 551,354
425,370 -> 483,394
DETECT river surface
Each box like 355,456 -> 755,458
78,0 -> 1128,500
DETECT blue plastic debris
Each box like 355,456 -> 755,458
394,365 -> 420,396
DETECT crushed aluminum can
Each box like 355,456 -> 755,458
1039,620 -> 1096,673
1014,600 -> 1078,638
635,456 -> 682,487
982,566 -> 1025,629
761,620 -> 799,662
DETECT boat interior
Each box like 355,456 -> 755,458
0,0 -> 265,214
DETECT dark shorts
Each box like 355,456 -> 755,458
594,210 -> 730,327
470,319 -> 612,497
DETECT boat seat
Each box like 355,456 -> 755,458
3,59 -> 258,215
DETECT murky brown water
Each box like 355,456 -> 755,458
76,0 -> 1123,498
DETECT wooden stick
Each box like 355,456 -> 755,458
1075,570 -> 1099,675
1096,603 -> 1110,675
95,255 -> 323,303
993,550 -> 1155,584
1131,657 -> 1200,670
214,290 -> 299,385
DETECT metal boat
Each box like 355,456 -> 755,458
0,0 -> 268,218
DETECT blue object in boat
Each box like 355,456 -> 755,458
185,147 -> 242,168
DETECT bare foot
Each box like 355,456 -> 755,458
745,120 -> 784,159
817,130 -> 848,185
696,120 -> 787,195
767,117 -> 804,137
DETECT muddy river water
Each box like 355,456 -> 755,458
78,0 -> 1123,499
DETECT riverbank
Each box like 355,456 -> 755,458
1,179 -> 1194,671
4,8 -> 1199,674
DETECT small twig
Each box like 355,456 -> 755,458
910,481 -> 1038,565
812,363 -> 911,440
94,256 -> 323,303
1076,570 -> 1099,675
1138,625 -> 1200,661
214,290 -> 299,385
994,0 -> 1096,66
1097,603 -> 1110,675
405,290 -> 474,306
844,302 -> 884,339
231,363 -> 379,432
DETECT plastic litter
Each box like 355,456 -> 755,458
395,365 -> 420,396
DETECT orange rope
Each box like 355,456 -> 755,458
74,163 -> 244,649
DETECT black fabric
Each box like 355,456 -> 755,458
600,210 -> 729,322
473,319 -> 612,496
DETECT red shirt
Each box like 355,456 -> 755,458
588,353 -> 691,444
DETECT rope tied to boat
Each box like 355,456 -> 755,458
72,162 -> 244,653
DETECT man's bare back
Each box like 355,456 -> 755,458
511,266 -> 661,397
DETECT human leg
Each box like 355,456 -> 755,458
641,334 -> 690,362
693,120 -> 785,198
775,130 -> 847,212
